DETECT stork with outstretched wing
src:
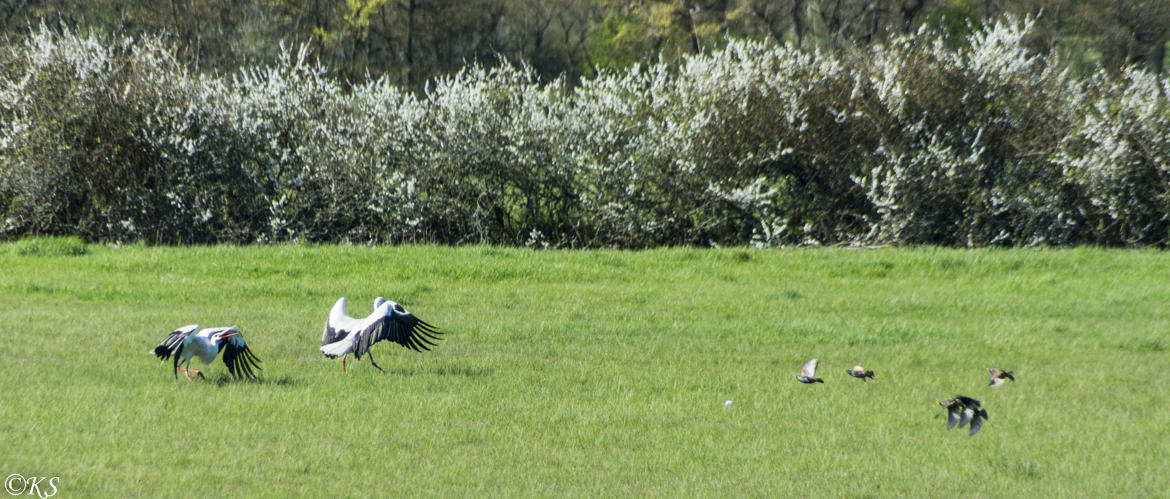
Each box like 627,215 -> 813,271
153,325 -> 262,382
320,297 -> 443,373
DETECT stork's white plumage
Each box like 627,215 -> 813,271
153,325 -> 262,382
320,297 -> 443,373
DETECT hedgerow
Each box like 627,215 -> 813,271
2,18 -> 1167,247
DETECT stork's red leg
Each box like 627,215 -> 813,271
342,355 -> 347,373
176,366 -> 204,383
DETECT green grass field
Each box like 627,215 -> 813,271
1,240 -> 1168,496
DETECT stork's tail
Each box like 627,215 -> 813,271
319,341 -> 351,359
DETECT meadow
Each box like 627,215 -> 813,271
1,239 -> 1167,496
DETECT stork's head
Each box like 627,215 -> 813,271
214,327 -> 240,342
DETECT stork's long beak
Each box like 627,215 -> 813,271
221,327 -> 240,339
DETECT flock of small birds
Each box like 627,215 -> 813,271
791,357 -> 1014,436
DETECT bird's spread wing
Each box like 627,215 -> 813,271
322,322 -> 350,348
322,298 -> 351,346
154,325 -> 198,360
801,358 -> 819,378
946,407 -> 961,430
353,304 -> 443,358
154,325 -> 200,379
219,330 -> 262,380
381,306 -> 443,352
958,407 -> 975,428
968,414 -> 984,436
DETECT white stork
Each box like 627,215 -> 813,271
153,325 -> 262,382
320,297 -> 443,373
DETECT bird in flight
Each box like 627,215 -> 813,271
988,368 -> 1015,387
796,358 -> 824,383
320,297 -> 443,373
846,365 -> 875,381
937,395 -> 989,436
153,325 -> 262,382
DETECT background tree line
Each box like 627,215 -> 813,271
1,0 -> 1167,88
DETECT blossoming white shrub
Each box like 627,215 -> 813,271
1,19 -> 1167,247
1054,68 -> 1170,245
856,17 -> 1087,246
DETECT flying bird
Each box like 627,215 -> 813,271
988,368 -> 1015,387
796,358 -> 824,383
153,325 -> 262,382
846,365 -> 875,381
937,395 -> 989,436
320,297 -> 443,373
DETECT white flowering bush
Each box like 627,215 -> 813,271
566,39 -> 872,247
0,25 -> 287,242
0,24 -> 148,240
856,17 -> 1085,246
1,19 -> 1168,247
405,63 -> 581,246
1054,68 -> 1170,245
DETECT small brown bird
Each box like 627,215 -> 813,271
937,395 -> 989,436
988,368 -> 1015,387
796,358 -> 823,383
846,365 -> 875,381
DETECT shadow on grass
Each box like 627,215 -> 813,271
379,365 -> 492,378
206,374 -> 302,387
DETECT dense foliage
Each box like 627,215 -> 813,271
2,19 -> 1168,247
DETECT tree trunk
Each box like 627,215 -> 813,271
901,0 -> 924,33
405,0 -> 416,86
1149,39 -> 1167,75
678,0 -> 700,53
791,0 -> 806,48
